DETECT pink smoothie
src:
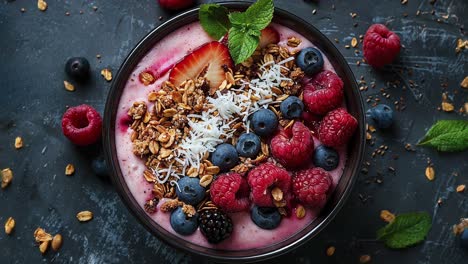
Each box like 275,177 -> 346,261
114,22 -> 347,250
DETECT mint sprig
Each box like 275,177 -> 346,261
199,0 -> 274,64
418,120 -> 468,152
377,212 -> 432,249
199,4 -> 230,40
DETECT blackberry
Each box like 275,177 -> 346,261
198,209 -> 233,244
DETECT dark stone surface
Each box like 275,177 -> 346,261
0,0 -> 467,263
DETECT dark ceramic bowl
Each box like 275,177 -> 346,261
104,2 -> 365,262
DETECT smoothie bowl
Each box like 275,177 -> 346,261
103,2 -> 365,262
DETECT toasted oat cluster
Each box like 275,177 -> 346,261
128,41 -> 305,214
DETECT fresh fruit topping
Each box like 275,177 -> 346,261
312,145 -> 340,171
210,173 -> 250,212
461,228 -> 468,249
251,206 -> 281,230
366,104 -> 394,129
295,47 -> 324,76
363,24 -> 401,68
280,96 -> 304,119
175,177 -> 206,205
258,26 -> 280,49
210,143 -> 239,172
198,209 -> 233,244
169,41 -> 233,94
247,163 -> 291,207
61,104 -> 102,146
65,57 -> 90,81
271,121 -> 314,168
91,155 -> 109,178
236,133 -> 261,158
318,108 -> 358,147
303,70 -> 344,115
170,207 -> 199,236
158,0 -> 194,10
250,109 -> 279,137
292,168 -> 332,208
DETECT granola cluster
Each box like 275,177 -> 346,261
127,39 -> 305,216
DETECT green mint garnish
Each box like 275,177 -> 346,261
377,212 -> 432,249
199,4 -> 231,40
199,0 -> 274,64
418,120 -> 468,152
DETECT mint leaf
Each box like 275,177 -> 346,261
228,26 -> 260,65
418,120 -> 468,152
199,4 -> 231,40
377,212 -> 432,249
228,0 -> 274,31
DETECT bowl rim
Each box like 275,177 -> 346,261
103,2 -> 366,262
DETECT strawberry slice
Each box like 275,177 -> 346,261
169,41 -> 233,94
258,27 -> 280,49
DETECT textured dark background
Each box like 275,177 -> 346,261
0,0 -> 467,263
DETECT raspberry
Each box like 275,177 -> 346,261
303,70 -> 344,115
247,163 -> 291,207
271,121 -> 314,168
301,110 -> 321,134
363,24 -> 401,68
210,173 -> 250,212
61,104 -> 102,146
318,108 -> 357,147
292,168 -> 332,208
198,209 -> 233,244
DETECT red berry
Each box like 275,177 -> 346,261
247,163 -> 291,207
292,168 -> 332,208
271,121 -> 314,168
62,104 -> 102,146
303,70 -> 344,115
318,108 -> 357,147
158,0 -> 194,10
363,24 -> 401,68
210,173 -> 250,212
301,110 -> 321,134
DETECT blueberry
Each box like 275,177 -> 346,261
250,109 -> 278,137
91,156 -> 109,177
313,145 -> 340,171
65,57 -> 90,81
280,96 -> 304,119
170,207 -> 199,236
236,133 -> 261,158
461,229 -> 468,249
210,143 -> 239,172
367,104 -> 393,129
295,47 -> 324,76
176,177 -> 206,205
251,206 -> 281,230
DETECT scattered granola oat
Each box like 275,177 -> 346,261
359,255 -> 371,263
456,184 -> 466,193
326,246 -> 336,256
425,165 -> 435,181
76,211 -> 93,222
1,168 -> 13,189
441,102 -> 454,112
455,38 -> 468,53
14,136 -> 23,149
4,217 -> 15,235
63,80 -> 75,92
39,240 -> 49,254
65,164 -> 75,176
37,0 -> 47,11
401,0 -> 408,4
351,37 -> 358,48
461,77 -> 468,89
296,205 -> 306,219
51,234 -> 63,251
34,227 -> 53,243
101,68 -> 112,81
453,218 -> 468,235
271,187 -> 283,202
380,209 -> 395,223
